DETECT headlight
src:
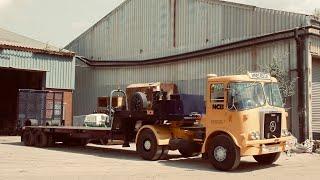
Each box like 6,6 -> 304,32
249,131 -> 261,140
281,129 -> 291,137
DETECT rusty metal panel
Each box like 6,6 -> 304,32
66,0 -> 308,62
0,49 -> 75,90
73,39 -> 296,115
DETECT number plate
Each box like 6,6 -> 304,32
265,145 -> 280,153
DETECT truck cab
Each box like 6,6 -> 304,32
201,72 -> 294,170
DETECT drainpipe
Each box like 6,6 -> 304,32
173,0 -> 177,48
294,28 -> 307,142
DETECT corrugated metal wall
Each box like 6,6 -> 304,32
73,39 -> 295,115
310,36 -> 320,56
309,36 -> 320,138
67,0 -> 173,61
66,0 -> 308,61
0,49 -> 75,90
312,58 -> 320,135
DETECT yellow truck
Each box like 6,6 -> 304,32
135,72 -> 294,171
21,72 -> 294,171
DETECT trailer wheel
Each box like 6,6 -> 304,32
253,152 -> 281,165
207,134 -> 240,171
47,134 -> 55,147
23,130 -> 35,146
78,139 -> 88,146
34,131 -> 48,148
137,129 -> 163,161
100,137 -> 108,145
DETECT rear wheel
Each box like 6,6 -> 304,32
207,135 -> 240,171
23,130 -> 35,146
100,137 -> 108,145
47,134 -> 55,147
253,152 -> 281,165
137,129 -> 163,161
34,131 -> 48,148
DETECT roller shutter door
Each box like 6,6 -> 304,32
312,58 -> 320,139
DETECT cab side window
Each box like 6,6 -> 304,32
211,84 -> 225,110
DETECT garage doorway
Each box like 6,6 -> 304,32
312,58 -> 320,140
0,68 -> 44,135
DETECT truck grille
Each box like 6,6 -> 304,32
263,113 -> 281,139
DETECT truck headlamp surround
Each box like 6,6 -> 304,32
281,129 -> 291,137
249,131 -> 261,140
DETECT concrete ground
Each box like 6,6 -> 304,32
0,136 -> 319,180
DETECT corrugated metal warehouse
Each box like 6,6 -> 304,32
65,0 -> 320,141
0,28 -> 75,134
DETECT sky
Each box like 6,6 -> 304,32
0,0 -> 319,48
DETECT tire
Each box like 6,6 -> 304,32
160,146 -> 169,160
100,138 -> 108,145
47,134 -> 55,147
178,140 -> 201,157
23,130 -> 35,146
253,152 -> 281,165
207,134 -> 240,171
78,139 -> 88,146
62,137 -> 71,146
130,92 -> 148,112
136,129 -> 163,161
34,131 -> 48,148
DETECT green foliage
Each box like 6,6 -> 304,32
259,58 -> 297,100
237,58 -> 297,102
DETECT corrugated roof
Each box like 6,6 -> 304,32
65,0 -> 316,49
0,27 -> 74,57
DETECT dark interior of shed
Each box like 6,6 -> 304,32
0,68 -> 43,135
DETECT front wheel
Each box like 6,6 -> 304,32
207,134 -> 240,171
253,152 -> 281,165
136,129 -> 163,161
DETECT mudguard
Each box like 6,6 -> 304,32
136,125 -> 172,145
202,130 -> 241,153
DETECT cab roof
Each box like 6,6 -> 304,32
208,74 -> 278,83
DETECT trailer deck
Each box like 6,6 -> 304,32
24,126 -> 112,131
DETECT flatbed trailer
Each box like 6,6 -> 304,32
22,113 -> 203,161
22,114 -> 200,148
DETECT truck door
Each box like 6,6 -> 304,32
207,83 -> 227,128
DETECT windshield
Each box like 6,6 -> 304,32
264,83 -> 283,107
228,82 -> 265,111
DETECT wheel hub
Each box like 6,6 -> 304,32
214,146 -> 227,162
143,140 -> 152,151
